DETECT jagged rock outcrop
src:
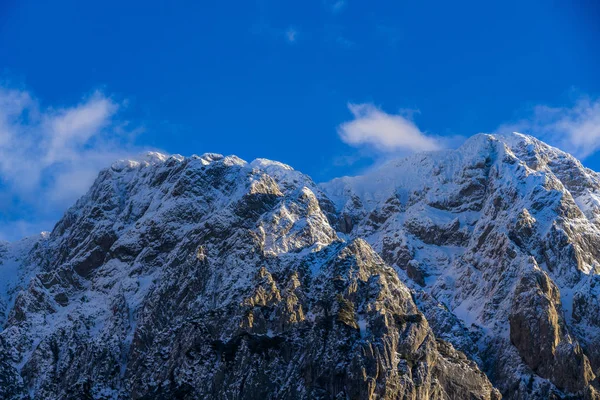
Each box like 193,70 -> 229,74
1,132 -> 599,399
0,152 -> 499,399
322,132 -> 600,399
509,267 -> 594,393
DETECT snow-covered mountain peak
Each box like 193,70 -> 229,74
250,158 -> 294,171
110,151 -> 175,172
2,132 -> 600,399
321,132 -> 599,212
321,132 -> 503,211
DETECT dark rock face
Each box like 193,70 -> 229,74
125,239 -> 499,400
1,133 -> 600,399
509,269 -> 594,393
322,133 -> 600,399
0,153 -> 499,400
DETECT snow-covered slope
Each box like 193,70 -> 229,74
0,151 -> 500,400
0,235 -> 46,329
322,132 -> 600,398
1,132 -> 599,399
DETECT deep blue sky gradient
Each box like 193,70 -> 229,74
1,0 -> 599,179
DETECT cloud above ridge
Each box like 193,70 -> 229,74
497,96 -> 600,159
0,85 -> 144,240
337,103 -> 444,153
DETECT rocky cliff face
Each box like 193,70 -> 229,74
322,133 -> 600,399
0,133 -> 599,399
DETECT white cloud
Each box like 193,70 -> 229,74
0,219 -> 58,243
251,20 -> 300,46
285,27 -> 298,43
337,103 -> 444,153
335,35 -> 354,49
329,0 -> 346,13
44,93 -> 117,165
497,96 -> 600,159
0,86 -> 146,240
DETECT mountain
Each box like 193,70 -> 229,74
322,133 -> 600,399
0,133 -> 599,399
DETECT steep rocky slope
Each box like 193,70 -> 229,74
0,132 -> 599,399
322,133 -> 600,399
0,152 -> 499,399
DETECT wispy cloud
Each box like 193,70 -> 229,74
335,35 -> 354,49
326,0 -> 346,13
497,96 -> 600,159
0,85 -> 147,240
285,27 -> 298,43
337,103 -> 446,153
252,19 -> 301,45
324,24 -> 355,49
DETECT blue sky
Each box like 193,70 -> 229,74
0,0 -> 599,240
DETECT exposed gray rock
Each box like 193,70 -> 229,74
0,152 -> 498,399
2,132 -> 600,399
321,132 -> 600,399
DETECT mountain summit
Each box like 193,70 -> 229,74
1,133 -> 599,399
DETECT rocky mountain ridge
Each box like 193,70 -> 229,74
0,132 -> 599,399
